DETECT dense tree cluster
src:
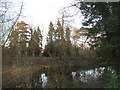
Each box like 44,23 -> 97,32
73,1 -> 120,62
8,21 -> 43,57
43,19 -> 72,57
3,18 -> 86,61
43,15 -> 87,57
2,1 -> 119,88
3,1 -> 119,64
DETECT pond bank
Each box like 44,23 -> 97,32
2,56 -> 119,88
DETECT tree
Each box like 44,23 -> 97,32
65,27 -> 71,43
29,27 -> 43,56
16,21 -> 30,56
56,19 -> 62,40
44,18 -> 73,57
65,27 -> 71,56
72,27 -> 88,47
44,21 -> 55,57
9,28 -> 19,56
48,21 -> 54,43
0,0 -> 24,47
37,27 -> 43,48
73,2 -> 119,62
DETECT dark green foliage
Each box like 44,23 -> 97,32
103,67 -> 120,88
29,27 -> 42,56
43,20 -> 73,57
35,47 -> 40,56
77,2 -> 120,62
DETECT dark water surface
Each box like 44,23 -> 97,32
14,66 -> 118,88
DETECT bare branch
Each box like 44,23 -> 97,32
3,0 -> 24,47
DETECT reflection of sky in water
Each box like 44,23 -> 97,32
72,72 -> 77,78
41,73 -> 48,88
15,67 -> 115,88
34,73 -> 48,88
71,67 -> 114,83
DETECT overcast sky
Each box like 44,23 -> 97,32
22,0 -> 83,29
15,0 -> 83,46
19,0 -> 83,45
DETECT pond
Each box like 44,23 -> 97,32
71,67 -> 115,83
14,66 -> 118,88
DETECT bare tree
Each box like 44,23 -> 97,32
0,0 -> 24,47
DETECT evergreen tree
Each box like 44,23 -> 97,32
44,18 -> 73,57
65,27 -> 71,56
48,21 -> 54,43
16,21 -> 30,56
29,27 -> 42,56
44,21 -> 55,57
37,27 -> 43,48
65,27 -> 71,43
9,28 -> 19,56
56,19 -> 62,40
56,19 -> 65,56
75,2 -> 119,62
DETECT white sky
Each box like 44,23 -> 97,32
18,0 -> 84,46
22,0 -> 83,29
23,0 -> 71,27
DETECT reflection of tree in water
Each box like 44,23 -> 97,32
33,73 -> 48,88
71,67 -> 108,83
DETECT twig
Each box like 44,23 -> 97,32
3,0 -> 24,47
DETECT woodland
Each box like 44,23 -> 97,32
1,1 -> 120,88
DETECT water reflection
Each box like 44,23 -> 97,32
15,66 -> 115,88
41,73 -> 48,88
34,73 -> 48,88
71,67 -> 114,83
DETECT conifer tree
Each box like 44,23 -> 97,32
65,27 -> 71,43
29,27 -> 42,56
37,27 -> 43,48
74,2 -> 119,62
44,22 -> 55,57
16,21 -> 30,56
65,27 -> 71,56
9,28 -> 19,57
56,19 -> 61,40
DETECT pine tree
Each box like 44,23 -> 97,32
44,22 -> 55,57
65,27 -> 71,56
29,27 -> 42,56
75,2 -> 120,62
37,27 -> 43,48
48,21 -> 54,43
65,27 -> 71,43
16,21 -> 30,56
56,19 -> 61,40
9,28 -> 19,56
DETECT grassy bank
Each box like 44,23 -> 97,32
3,56 -> 115,88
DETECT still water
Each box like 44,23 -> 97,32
71,67 -> 113,83
34,73 -> 48,88
15,66 -> 117,88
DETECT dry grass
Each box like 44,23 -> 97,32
2,55 -> 99,88
2,57 -> 60,87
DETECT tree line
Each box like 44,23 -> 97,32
7,21 -> 43,57
3,16 -> 87,59
3,1 -> 119,64
75,2 -> 120,62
